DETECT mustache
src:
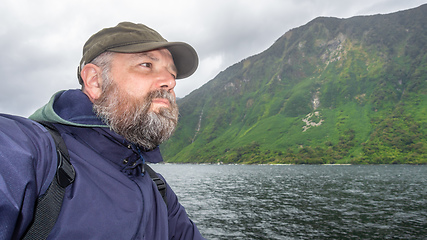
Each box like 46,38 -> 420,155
147,90 -> 175,105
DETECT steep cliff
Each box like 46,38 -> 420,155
162,4 -> 427,164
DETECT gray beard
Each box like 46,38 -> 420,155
93,79 -> 179,150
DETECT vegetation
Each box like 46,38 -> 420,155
161,4 -> 427,165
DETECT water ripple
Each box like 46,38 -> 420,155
152,164 -> 427,239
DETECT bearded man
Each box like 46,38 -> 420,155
0,22 -> 205,240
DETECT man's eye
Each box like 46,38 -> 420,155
141,63 -> 152,68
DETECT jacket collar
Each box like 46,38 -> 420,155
30,89 -> 107,127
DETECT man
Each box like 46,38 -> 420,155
0,22 -> 205,239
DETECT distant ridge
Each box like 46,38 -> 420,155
162,4 -> 427,164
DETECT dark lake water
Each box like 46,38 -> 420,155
151,164 -> 427,240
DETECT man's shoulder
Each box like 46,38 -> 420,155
0,113 -> 58,189
0,113 -> 58,158
1,113 -> 37,126
0,113 -> 48,137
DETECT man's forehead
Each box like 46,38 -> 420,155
133,49 -> 172,59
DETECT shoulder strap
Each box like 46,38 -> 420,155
22,122 -> 75,240
144,164 -> 167,206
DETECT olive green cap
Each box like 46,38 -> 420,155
77,22 -> 198,84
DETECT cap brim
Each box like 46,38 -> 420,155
108,42 -> 198,79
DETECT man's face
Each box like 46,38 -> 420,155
93,48 -> 179,150
109,48 -> 178,111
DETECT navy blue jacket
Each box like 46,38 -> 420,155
0,90 -> 204,239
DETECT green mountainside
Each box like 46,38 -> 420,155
162,4 -> 427,164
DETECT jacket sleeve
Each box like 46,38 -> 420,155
164,180 -> 206,240
0,114 -> 57,239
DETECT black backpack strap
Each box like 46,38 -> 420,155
22,122 -> 75,240
144,163 -> 167,206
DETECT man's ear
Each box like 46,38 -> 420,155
80,63 -> 103,102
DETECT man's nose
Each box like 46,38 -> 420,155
156,69 -> 176,92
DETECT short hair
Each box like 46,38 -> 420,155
88,51 -> 115,72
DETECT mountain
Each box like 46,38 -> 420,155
162,4 -> 427,164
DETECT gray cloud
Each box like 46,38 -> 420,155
1,0 -> 425,116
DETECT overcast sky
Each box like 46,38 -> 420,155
1,0 -> 425,116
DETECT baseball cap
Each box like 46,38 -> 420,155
77,22 -> 198,84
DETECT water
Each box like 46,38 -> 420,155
151,164 -> 427,239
